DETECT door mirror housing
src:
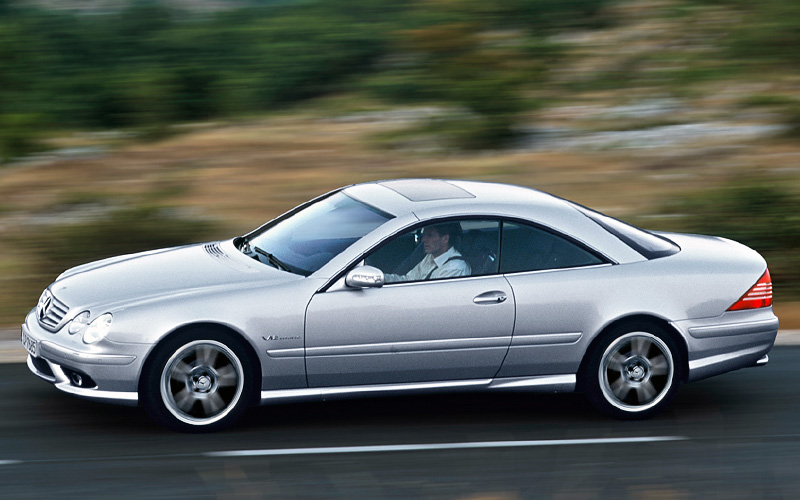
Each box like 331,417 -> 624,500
345,266 -> 385,288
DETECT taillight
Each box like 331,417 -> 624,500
728,269 -> 773,311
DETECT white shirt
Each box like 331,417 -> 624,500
386,246 -> 471,283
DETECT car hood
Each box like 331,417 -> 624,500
48,241 -> 300,312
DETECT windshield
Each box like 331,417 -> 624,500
243,192 -> 393,276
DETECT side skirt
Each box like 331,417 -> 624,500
259,374 -> 576,405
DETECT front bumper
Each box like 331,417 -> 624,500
22,312 -> 146,406
26,355 -> 138,406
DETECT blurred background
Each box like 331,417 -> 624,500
1,3 -> 799,499
1,0 -> 799,327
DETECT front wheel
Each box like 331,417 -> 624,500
584,325 -> 682,420
142,332 -> 256,432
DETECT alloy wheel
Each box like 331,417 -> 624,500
160,340 -> 245,426
598,332 -> 674,413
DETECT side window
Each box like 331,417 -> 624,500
365,220 -> 500,283
500,222 -> 604,273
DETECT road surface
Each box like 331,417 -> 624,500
0,346 -> 797,499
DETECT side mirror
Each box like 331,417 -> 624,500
345,265 -> 385,289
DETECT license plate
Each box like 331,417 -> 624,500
20,328 -> 39,357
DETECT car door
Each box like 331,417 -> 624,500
304,219 -> 514,387
495,221 -> 612,378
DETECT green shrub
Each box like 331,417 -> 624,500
783,106 -> 800,138
739,94 -> 799,109
0,114 -> 44,162
0,0 -> 611,151
686,0 -> 800,68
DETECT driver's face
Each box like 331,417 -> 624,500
422,227 -> 449,258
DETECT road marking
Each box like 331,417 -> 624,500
16,434 -> 800,465
204,436 -> 688,458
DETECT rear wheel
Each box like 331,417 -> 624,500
142,330 -> 255,432
584,324 -> 682,419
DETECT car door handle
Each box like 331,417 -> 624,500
473,291 -> 508,305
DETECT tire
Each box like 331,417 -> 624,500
141,330 -> 256,432
584,323 -> 682,420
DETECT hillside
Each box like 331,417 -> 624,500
1,0 -> 798,326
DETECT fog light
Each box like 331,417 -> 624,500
62,367 -> 96,388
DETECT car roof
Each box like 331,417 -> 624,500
343,179 -> 573,217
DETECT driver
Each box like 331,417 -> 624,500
385,222 -> 471,283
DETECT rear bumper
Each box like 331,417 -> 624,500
673,309 -> 779,382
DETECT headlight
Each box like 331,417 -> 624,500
68,311 -> 90,335
82,313 -> 113,344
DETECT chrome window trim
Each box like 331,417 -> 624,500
380,273 -> 509,288
501,263 -> 613,278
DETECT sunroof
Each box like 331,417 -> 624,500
380,180 -> 475,202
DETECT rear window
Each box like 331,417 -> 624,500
573,205 -> 680,260
500,222 -> 605,273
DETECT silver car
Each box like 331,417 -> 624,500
21,179 -> 778,431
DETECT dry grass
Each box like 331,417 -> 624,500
1,108 -> 798,327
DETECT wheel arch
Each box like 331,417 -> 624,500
577,314 -> 689,390
138,322 -> 262,406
